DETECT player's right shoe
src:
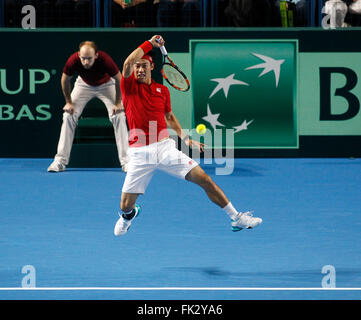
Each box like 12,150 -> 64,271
231,211 -> 262,232
114,204 -> 141,236
47,161 -> 66,172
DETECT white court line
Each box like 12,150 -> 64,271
0,287 -> 361,291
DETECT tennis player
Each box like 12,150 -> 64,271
48,41 -> 129,172
114,35 -> 262,235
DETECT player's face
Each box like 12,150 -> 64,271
134,59 -> 153,84
78,47 -> 98,69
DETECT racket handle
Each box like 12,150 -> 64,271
155,37 -> 168,56
160,45 -> 168,56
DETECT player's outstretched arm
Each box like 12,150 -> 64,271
122,35 -> 165,78
165,111 -> 205,152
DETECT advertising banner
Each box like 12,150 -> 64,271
0,29 -> 360,157
191,40 -> 298,149
299,52 -> 361,136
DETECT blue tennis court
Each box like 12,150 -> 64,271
0,157 -> 360,300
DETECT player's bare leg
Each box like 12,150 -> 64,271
114,193 -> 141,236
120,192 -> 139,212
185,165 -> 229,208
185,165 -> 262,231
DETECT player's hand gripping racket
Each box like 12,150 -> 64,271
156,38 -> 190,92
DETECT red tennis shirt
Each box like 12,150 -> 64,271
63,51 -> 119,86
121,74 -> 171,147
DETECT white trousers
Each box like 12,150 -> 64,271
54,77 -> 129,166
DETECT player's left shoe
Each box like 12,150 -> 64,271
231,211 -> 262,231
114,204 -> 141,236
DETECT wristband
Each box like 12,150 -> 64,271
139,40 -> 153,54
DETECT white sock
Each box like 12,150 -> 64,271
223,202 -> 238,220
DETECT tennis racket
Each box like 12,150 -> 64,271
156,40 -> 190,92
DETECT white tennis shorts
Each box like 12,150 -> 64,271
122,138 -> 198,194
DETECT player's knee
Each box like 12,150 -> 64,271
187,166 -> 213,187
63,112 -> 77,127
109,111 -> 125,122
109,112 -> 118,122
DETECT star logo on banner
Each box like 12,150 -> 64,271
245,53 -> 285,87
202,104 -> 225,130
199,52 -> 287,136
209,73 -> 249,99
233,119 -> 254,133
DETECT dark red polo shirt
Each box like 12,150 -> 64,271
63,51 -> 119,86
121,73 -> 171,147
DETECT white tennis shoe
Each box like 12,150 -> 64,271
47,161 -> 66,172
114,204 -> 141,236
231,211 -> 262,231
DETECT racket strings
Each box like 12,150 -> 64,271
162,64 -> 189,91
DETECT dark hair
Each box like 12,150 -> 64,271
79,41 -> 98,53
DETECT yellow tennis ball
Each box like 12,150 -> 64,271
196,124 -> 207,135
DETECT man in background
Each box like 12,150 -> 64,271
48,41 -> 129,172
